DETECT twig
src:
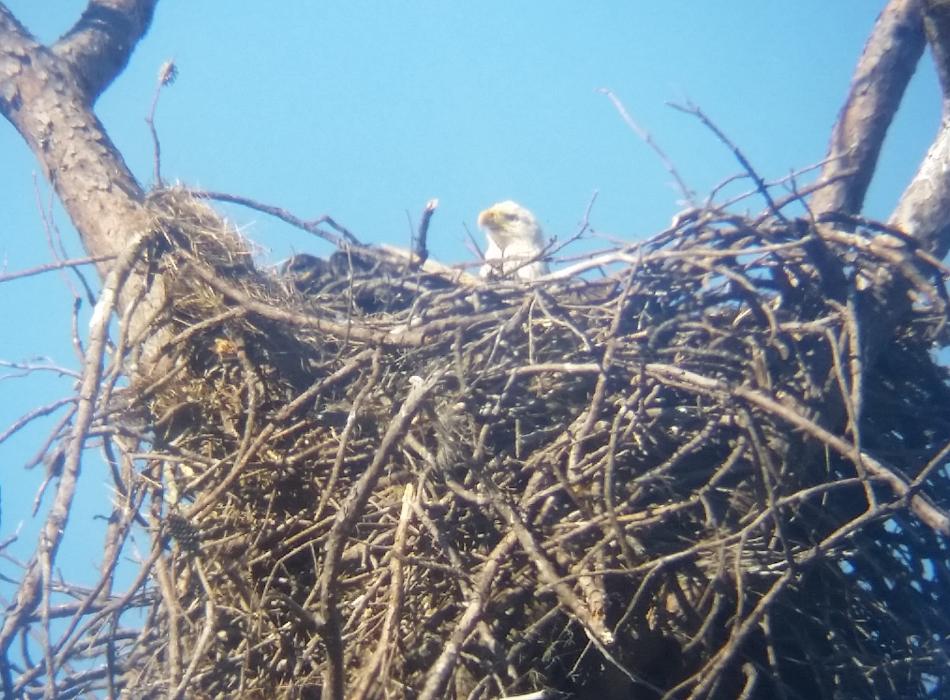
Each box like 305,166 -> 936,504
684,502 -> 896,700
32,174 -> 96,306
146,60 -> 178,187
463,221 -> 485,263
540,191 -> 600,261
184,255 -> 422,346
313,350 -> 382,521
418,532 -> 519,700
0,227 -> 157,676
411,198 -> 438,269
318,370 -> 443,700
0,255 -> 113,284
0,398 -> 75,448
645,362 -> 950,535
350,482 -> 416,700
190,189 -> 361,247
170,559 -> 215,700
670,101 -> 786,222
599,88 -> 696,207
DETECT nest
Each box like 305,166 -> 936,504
18,188 -> 950,699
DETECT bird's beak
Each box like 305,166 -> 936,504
477,208 -> 496,228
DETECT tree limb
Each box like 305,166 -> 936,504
922,0 -> 950,98
0,2 -> 171,369
811,0 -> 926,217
0,229 -> 156,692
0,4 -> 162,691
53,0 -> 159,101
890,0 -> 950,258
0,4 -> 149,267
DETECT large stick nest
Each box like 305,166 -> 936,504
17,189 -> 950,699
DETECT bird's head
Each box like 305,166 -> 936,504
477,200 -> 543,248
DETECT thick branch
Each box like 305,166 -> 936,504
0,4 -> 149,267
922,0 -> 950,99
0,6 -> 165,683
53,0 -> 159,100
890,0 -> 950,258
891,121 -> 950,258
811,0 -> 926,217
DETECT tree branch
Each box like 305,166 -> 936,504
0,4 -> 148,267
891,122 -> 950,258
53,0 -> 159,101
0,229 -> 156,692
811,0 -> 926,217
890,0 -> 950,258
0,8 -> 168,687
922,0 -> 950,99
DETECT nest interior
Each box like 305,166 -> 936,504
82,189 -> 950,699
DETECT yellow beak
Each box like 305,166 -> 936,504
477,208 -> 497,228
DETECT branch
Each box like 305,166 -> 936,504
146,60 -> 178,187
191,189 -> 361,247
646,363 -> 950,536
1,2 -> 184,376
52,0 -> 159,101
418,533 -> 518,700
0,228 -> 156,694
670,101 -> 786,222
599,88 -> 696,207
0,5 -> 148,267
319,370 -> 443,700
411,198 -> 438,268
184,258 -> 423,346
0,256 -> 113,284
889,0 -> 950,258
811,0 -> 926,217
922,0 -> 950,100
350,483 -> 415,700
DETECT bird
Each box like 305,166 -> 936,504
477,200 -> 549,280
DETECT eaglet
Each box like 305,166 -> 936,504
478,200 -> 549,280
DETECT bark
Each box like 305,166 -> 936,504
0,0 -> 159,685
811,0 -> 926,217
890,0 -> 950,258
0,1 -> 168,365
0,3 -> 153,269
922,0 -> 950,97
54,0 -> 159,100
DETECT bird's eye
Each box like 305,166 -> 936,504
504,213 -> 518,221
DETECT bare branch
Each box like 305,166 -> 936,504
319,370 -> 443,700
52,0 -> 159,100
890,0 -> 950,258
411,198 -> 438,268
646,362 -> 950,535
0,228 -> 156,694
811,0 -> 926,216
0,6 -> 149,267
670,101 -> 786,221
599,88 -> 697,207
146,60 -> 177,187
191,189 -> 361,247
0,256 -> 113,284
922,0 -> 950,100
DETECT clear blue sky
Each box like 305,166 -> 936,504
0,3 -> 940,596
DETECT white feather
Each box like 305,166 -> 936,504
477,201 -> 548,280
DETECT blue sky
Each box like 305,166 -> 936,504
0,3 -> 940,596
